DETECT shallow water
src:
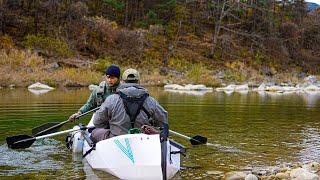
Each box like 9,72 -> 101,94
0,88 -> 320,179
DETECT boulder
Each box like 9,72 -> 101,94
304,85 -> 320,91
216,84 -> 236,91
164,84 -> 213,91
235,84 -> 249,91
275,172 -> 290,179
28,82 -> 54,90
225,171 -> 247,180
244,174 -> 258,180
290,168 -> 319,180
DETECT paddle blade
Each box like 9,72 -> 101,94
190,135 -> 207,145
32,122 -> 61,136
6,135 -> 36,149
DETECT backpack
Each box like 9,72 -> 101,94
118,91 -> 150,129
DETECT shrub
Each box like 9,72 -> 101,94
23,34 -> 73,58
0,34 -> 14,49
92,56 -> 115,72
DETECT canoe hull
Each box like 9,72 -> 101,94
83,133 -> 181,179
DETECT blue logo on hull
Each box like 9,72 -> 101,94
114,138 -> 135,164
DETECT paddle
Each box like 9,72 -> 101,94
6,125 -> 93,149
169,130 -> 207,145
32,106 -> 100,137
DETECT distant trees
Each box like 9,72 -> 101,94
0,0 -> 318,71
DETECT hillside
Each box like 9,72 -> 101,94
0,0 -> 319,87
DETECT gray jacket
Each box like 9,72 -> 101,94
93,84 -> 168,137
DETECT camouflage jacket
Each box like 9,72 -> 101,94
79,81 -> 119,113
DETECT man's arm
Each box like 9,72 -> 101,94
79,90 -> 97,113
148,97 -> 168,125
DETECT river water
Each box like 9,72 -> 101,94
0,87 -> 320,179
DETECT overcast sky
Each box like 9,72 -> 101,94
306,0 -> 320,4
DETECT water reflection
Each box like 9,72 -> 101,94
165,89 -> 212,96
302,92 -> 320,108
28,89 -> 52,95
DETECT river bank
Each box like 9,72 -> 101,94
206,162 -> 320,179
1,49 -> 319,89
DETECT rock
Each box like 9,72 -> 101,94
159,67 -> 168,76
44,62 -> 60,72
266,85 -> 283,92
206,170 -> 224,176
184,84 -> 213,91
225,171 -> 247,180
28,82 -> 54,90
303,85 -> 320,91
279,167 -> 291,172
88,84 -> 99,91
275,172 -> 290,179
248,81 -> 259,88
295,172 -> 319,180
235,84 -> 249,91
216,84 -> 236,91
164,84 -> 184,90
244,174 -> 258,180
282,86 -> 297,91
216,71 -> 225,79
262,66 -> 273,76
290,168 -> 319,180
297,72 -> 307,79
164,84 -> 213,91
304,75 -> 318,84
255,83 -> 266,91
302,162 -> 320,173
9,84 -> 15,89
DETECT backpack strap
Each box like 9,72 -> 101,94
118,92 -> 149,128
142,106 -> 151,119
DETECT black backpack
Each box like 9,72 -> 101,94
118,91 -> 151,128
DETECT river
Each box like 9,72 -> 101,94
0,87 -> 320,179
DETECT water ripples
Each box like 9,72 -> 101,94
0,139 -> 65,176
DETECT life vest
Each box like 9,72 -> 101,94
95,81 -> 117,106
117,87 -> 150,129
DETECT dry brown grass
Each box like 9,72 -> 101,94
0,49 -> 101,87
0,48 -> 316,88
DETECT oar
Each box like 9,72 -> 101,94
169,130 -> 207,145
32,106 -> 100,137
6,125 -> 93,149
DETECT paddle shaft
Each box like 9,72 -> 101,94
169,130 -> 191,140
12,125 -> 94,148
34,106 -> 100,136
35,125 -> 94,140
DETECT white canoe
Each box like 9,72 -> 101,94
69,115 -> 185,179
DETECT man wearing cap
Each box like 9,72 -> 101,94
91,68 -> 168,142
68,64 -> 121,122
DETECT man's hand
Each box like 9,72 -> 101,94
141,125 -> 159,135
68,112 -> 81,122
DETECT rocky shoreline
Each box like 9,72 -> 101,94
206,162 -> 320,180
